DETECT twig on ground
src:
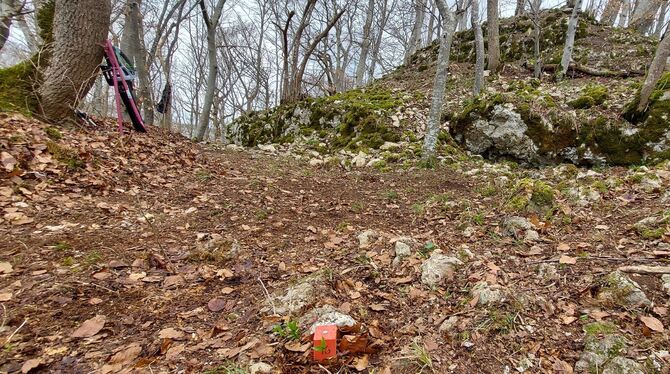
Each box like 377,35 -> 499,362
4,318 -> 27,346
618,265 -> 670,274
258,277 -> 276,315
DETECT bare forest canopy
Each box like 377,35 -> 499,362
0,0 -> 667,142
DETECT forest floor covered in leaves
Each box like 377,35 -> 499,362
1,113 -> 669,373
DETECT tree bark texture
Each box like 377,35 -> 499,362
637,30 -> 670,111
487,0 -> 500,72
558,0 -> 583,80
472,0 -> 484,95
422,0 -> 456,159
38,0 -> 111,121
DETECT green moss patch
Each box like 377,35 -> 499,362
0,61 -> 38,116
569,84 -> 608,109
229,88 -> 403,152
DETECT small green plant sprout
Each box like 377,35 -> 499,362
411,340 -> 433,371
417,241 -> 437,258
313,337 -> 327,353
272,320 -> 301,341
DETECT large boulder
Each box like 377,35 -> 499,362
462,104 -> 540,162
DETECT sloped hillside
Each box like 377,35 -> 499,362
2,111 -> 670,373
226,9 -> 669,167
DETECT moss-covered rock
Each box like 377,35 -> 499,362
227,88 -> 403,152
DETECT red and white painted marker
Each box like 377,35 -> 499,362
313,324 -> 337,362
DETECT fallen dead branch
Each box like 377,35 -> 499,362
618,265 -> 670,274
531,63 -> 645,78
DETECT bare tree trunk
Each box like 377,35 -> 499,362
654,0 -> 668,36
456,0 -> 468,31
601,0 -> 623,25
368,0 -> 389,82
558,0 -> 584,80
0,0 -> 20,52
619,0 -> 631,26
422,0 -> 456,160
487,0 -> 500,72
427,2 -> 435,43
630,0 -> 656,33
472,0 -> 484,95
515,0 -> 526,15
38,0 -> 111,121
530,0 -> 543,77
195,0 -> 225,141
121,0 -> 155,126
637,31 -> 670,111
405,0 -> 427,64
355,0 -> 375,86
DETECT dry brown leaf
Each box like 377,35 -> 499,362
353,355 -> 369,371
552,359 -> 573,373
71,315 -> 106,338
0,292 -> 12,302
640,315 -> 664,332
165,343 -> 186,360
208,297 -> 227,312
108,343 -> 142,365
1,151 -> 17,172
559,255 -> 576,265
21,358 -> 42,373
158,327 -> 185,340
221,287 -> 235,294
369,304 -> 386,311
0,262 -> 14,274
557,243 -> 570,251
284,341 -> 311,352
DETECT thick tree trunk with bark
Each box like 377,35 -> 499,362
637,31 -> 670,111
557,0 -> 584,80
355,0 -> 374,86
422,0 -> 456,160
195,0 -> 225,141
472,0 -> 484,95
405,0 -> 427,64
38,0 -> 111,121
487,0 -> 500,73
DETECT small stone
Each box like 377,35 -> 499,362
601,357 -> 644,374
420,251 -> 463,286
269,272 -> 325,315
471,282 -> 504,305
662,274 -> 670,296
600,271 -> 651,307
501,216 -> 533,238
538,263 -> 558,282
352,152 -> 368,168
249,362 -> 273,374
380,142 -> 400,150
257,144 -> 277,153
438,316 -> 459,332
309,159 -> 323,166
463,226 -> 476,238
301,305 -> 356,334
524,229 -> 540,242
357,230 -> 378,248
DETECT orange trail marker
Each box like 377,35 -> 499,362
313,324 -> 337,362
